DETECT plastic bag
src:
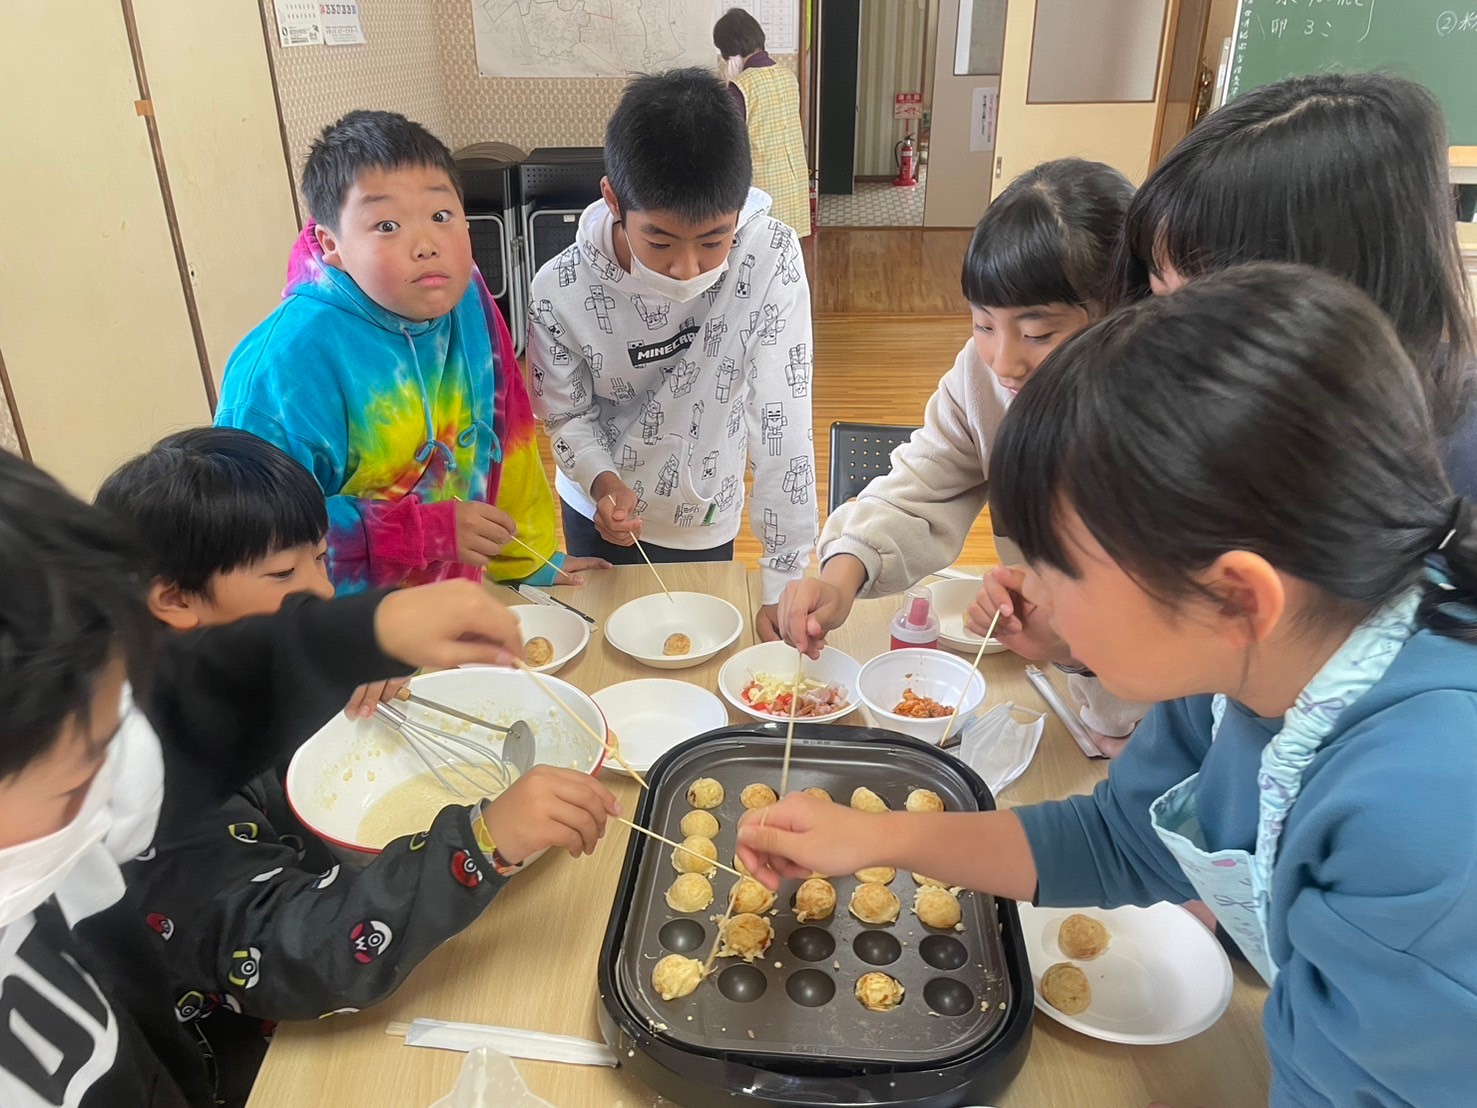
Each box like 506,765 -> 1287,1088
429,1046 -> 553,1108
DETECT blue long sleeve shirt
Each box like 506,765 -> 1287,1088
1016,629 -> 1477,1107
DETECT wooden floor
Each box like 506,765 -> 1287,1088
537,228 -> 1001,574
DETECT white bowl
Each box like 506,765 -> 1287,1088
591,679 -> 730,774
604,591 -> 744,670
717,641 -> 861,725
856,648 -> 987,744
929,577 -> 1008,654
285,668 -> 607,867
510,603 -> 590,674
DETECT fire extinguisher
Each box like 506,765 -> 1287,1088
893,132 -> 919,189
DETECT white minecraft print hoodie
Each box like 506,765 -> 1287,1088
529,189 -> 817,602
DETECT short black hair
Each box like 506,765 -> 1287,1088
1110,72 -> 1474,433
96,428 -> 328,596
714,8 -> 765,57
962,158 -> 1134,311
605,68 -> 752,221
991,263 -> 1476,642
301,110 -> 462,232
0,453 -> 155,778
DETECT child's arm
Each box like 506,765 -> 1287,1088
130,766 -> 617,1020
745,228 -> 819,611
527,301 -> 614,507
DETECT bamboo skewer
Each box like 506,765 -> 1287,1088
512,660 -> 651,791
506,534 -> 572,581
603,493 -> 673,603
614,818 -> 745,881
940,610 -> 1002,745
778,650 -> 803,797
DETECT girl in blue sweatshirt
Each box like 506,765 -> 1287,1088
738,265 -> 1477,1107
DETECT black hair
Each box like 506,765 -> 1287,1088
301,110 -> 462,232
1111,72 -> 1475,434
990,263 -> 1477,643
962,159 -> 1134,312
96,428 -> 328,596
714,8 -> 766,57
0,453 -> 155,778
605,68 -> 752,222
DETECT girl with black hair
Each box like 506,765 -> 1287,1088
778,158 -> 1145,749
741,264 -> 1477,1105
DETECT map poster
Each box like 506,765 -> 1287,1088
473,0 -> 722,78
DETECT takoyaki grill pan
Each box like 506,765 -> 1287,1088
598,724 -> 1032,1106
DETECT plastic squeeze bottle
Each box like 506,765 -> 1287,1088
890,586 -> 940,650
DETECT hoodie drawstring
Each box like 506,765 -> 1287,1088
404,325 -> 458,472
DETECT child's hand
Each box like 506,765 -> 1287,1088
777,579 -> 854,658
343,676 -> 411,721
755,602 -> 782,642
968,565 -> 1073,663
591,472 -> 643,546
374,580 -> 521,669
480,764 -> 621,864
736,793 -> 886,889
455,500 -> 517,566
555,555 -> 613,584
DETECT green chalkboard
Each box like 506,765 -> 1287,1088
1226,0 -> 1477,145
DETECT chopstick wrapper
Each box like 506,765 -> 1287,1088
393,1018 -> 617,1067
1024,665 -> 1105,759
430,1047 -> 554,1108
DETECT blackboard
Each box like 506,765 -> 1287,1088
1226,0 -> 1477,145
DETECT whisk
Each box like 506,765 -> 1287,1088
374,702 -> 515,799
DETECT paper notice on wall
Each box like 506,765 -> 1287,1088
273,0 -> 322,47
970,86 -> 999,152
321,2 -> 366,47
726,0 -> 801,54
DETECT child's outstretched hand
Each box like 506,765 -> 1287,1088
777,579 -> 854,658
591,472 -> 643,546
736,793 -> 887,889
480,764 -> 621,864
374,579 -> 522,670
343,676 -> 411,721
455,500 -> 517,566
967,565 -> 1073,664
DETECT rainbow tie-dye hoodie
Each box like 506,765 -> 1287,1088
216,223 -> 562,593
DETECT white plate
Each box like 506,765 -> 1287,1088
510,603 -> 590,674
1016,903 -> 1233,1045
927,576 -> 1008,654
604,591 -> 744,670
592,679 -> 729,773
717,641 -> 861,725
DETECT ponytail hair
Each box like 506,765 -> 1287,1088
990,263 -> 1477,641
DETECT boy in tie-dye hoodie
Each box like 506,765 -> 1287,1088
217,110 -> 607,593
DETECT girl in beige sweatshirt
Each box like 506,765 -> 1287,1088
779,159 -> 1148,748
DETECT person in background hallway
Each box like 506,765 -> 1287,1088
714,7 -> 811,239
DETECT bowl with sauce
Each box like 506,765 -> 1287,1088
285,667 -> 607,867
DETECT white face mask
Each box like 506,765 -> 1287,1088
0,684 -> 164,928
955,702 -> 1046,797
626,247 -> 730,304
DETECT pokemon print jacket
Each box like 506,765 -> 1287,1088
0,592 -> 406,1108
217,224 -> 563,593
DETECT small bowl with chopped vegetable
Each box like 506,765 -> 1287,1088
856,648 -> 987,744
718,641 -> 861,725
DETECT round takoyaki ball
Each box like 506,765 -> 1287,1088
794,877 -> 837,922
671,835 -> 718,876
740,783 -> 778,809
718,912 -> 775,962
665,873 -> 714,913
652,954 -> 705,1001
728,876 -> 776,915
913,886 -> 962,930
679,809 -> 720,839
663,633 -> 692,657
1058,913 -> 1111,960
1041,962 -> 1092,1015
849,882 -> 901,925
855,972 -> 905,1012
523,636 -> 555,667
802,786 -> 832,802
686,778 -> 724,809
905,788 -> 945,813
850,787 -> 888,813
854,866 -> 896,885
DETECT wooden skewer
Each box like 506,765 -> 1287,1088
603,494 -> 674,604
778,650 -> 803,797
615,817 -> 745,880
512,660 -> 651,790
506,534 -> 572,581
940,609 -> 1002,746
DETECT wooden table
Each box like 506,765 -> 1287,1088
247,563 -> 1270,1108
